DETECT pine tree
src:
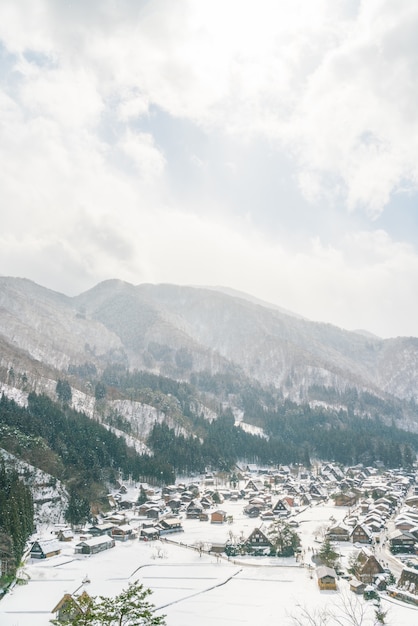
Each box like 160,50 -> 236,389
51,580 -> 166,626
318,537 -> 339,569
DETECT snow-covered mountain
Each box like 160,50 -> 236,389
1,275 -> 418,409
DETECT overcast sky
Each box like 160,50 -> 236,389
1,0 -> 418,338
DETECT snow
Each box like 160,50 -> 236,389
1,497 -> 417,626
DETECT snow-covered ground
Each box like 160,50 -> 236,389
1,498 -> 417,625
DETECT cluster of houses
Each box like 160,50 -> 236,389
30,462 -> 418,609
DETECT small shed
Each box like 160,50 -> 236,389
350,579 -> 366,595
211,510 -> 227,524
316,566 -> 337,590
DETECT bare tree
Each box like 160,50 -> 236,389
291,591 -> 391,626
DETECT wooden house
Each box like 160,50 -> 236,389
389,529 -> 416,553
316,566 -> 337,590
243,504 -> 261,518
326,523 -> 350,542
405,495 -> 418,509
245,528 -> 272,554
209,542 -> 227,554
354,549 -> 384,583
186,500 -> 203,519
244,479 -> 264,492
57,529 -> 74,542
333,492 -> 357,507
166,497 -> 182,513
139,527 -> 160,541
51,590 -> 92,623
158,518 -> 184,534
30,539 -> 61,559
350,579 -> 366,595
88,522 -> 115,537
350,523 -> 373,544
396,567 -> 418,601
309,484 -> 328,500
211,510 -> 227,524
260,510 -> 275,521
111,524 -> 136,541
75,535 -> 115,555
103,513 -> 127,525
272,498 -> 291,517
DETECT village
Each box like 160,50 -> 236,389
3,461 -> 418,625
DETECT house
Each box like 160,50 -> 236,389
405,495 -> 418,509
211,510 -> 227,524
260,510 -> 275,522
209,542 -> 227,554
111,524 -> 136,541
186,500 -> 203,519
103,513 -> 127,525
75,535 -> 115,555
51,589 -> 92,623
243,504 -> 260,518
139,527 -> 160,541
57,529 -> 74,542
354,549 -> 384,583
395,567 -> 418,603
245,528 -> 272,553
158,518 -> 184,534
166,497 -> 182,513
333,492 -> 357,507
30,539 -> 61,559
389,529 -> 416,554
350,523 -> 373,544
243,479 -> 264,492
350,579 -> 366,595
145,507 -> 161,520
309,485 -> 327,500
326,523 -> 350,542
272,498 -> 291,517
88,522 -> 115,537
316,566 -> 337,590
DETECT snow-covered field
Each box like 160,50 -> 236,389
1,499 -> 417,625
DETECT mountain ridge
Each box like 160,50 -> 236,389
1,276 -> 418,423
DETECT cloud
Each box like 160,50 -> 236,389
0,0 -> 418,337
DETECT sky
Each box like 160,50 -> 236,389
1,0 -> 418,338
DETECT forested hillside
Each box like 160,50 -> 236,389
1,362 -> 418,585
0,463 -> 33,584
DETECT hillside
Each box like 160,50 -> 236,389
1,276 -> 418,408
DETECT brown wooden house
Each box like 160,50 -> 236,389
51,590 -> 92,623
350,523 -> 373,544
333,492 -> 357,507
211,510 -> 227,524
316,566 -> 337,590
246,528 -> 272,554
354,550 -> 384,583
75,535 -> 115,555
326,523 -> 350,542
30,539 -> 61,559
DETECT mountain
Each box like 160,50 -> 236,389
1,276 -> 418,430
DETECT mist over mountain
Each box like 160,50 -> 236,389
1,276 -> 418,413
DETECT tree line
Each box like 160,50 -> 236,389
0,461 -> 34,582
